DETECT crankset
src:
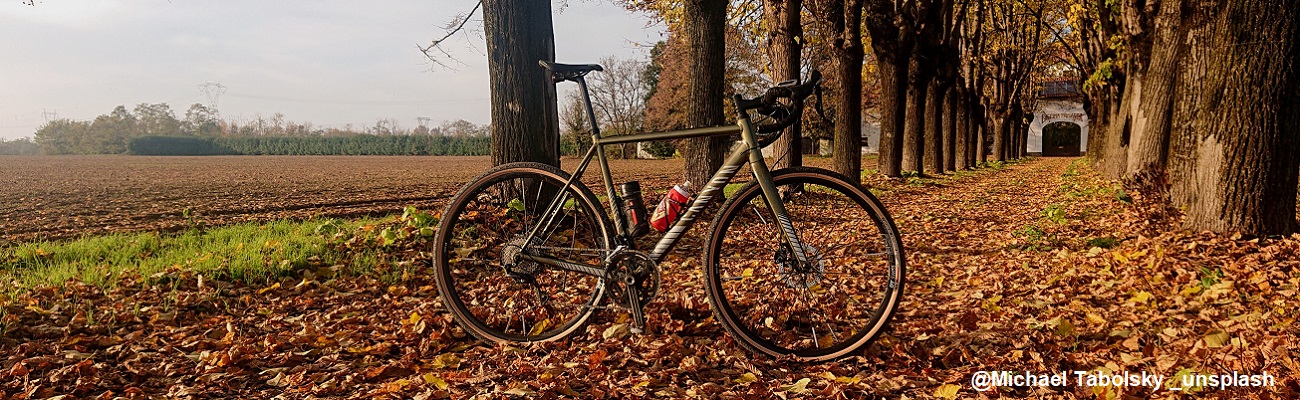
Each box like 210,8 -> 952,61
604,249 -> 660,333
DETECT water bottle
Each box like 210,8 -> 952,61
650,181 -> 692,232
620,181 -> 650,237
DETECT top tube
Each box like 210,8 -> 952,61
595,125 -> 742,146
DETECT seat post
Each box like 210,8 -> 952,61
574,76 -> 602,139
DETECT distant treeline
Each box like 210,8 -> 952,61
127,135 -> 489,156
0,138 -> 40,155
27,102 -> 492,156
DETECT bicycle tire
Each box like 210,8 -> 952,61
434,162 -> 614,343
703,167 -> 905,361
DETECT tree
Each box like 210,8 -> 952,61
765,0 -> 804,171
559,91 -> 592,156
865,0 -> 913,177
89,106 -> 138,154
644,37 -> 692,132
1161,0 -> 1299,234
482,0 -> 560,167
587,56 -> 651,159
812,0 -> 865,184
183,104 -> 222,137
133,103 -> 182,137
682,0 -> 731,186
1121,0 -> 1179,189
977,0 -> 1044,162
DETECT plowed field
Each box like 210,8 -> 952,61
0,155 -> 701,243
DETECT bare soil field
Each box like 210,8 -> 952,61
0,155 -> 714,243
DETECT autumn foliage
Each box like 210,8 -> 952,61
3,157 -> 1297,398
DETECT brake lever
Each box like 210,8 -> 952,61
813,86 -> 832,128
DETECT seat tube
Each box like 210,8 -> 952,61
576,76 -> 627,237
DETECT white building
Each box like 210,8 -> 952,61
1028,79 -> 1087,156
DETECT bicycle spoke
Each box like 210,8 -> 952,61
707,173 -> 903,360
436,165 -> 610,344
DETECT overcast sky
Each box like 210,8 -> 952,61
0,1 -> 663,140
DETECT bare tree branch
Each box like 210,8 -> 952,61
418,1 -> 483,69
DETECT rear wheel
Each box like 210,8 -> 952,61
704,167 -> 905,361
434,162 -> 613,343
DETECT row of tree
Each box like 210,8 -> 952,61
0,138 -> 40,155
126,135 -> 489,156
456,0 -> 1297,235
29,103 -> 491,156
1070,0 -> 1299,234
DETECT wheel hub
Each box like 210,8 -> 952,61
774,243 -> 824,289
501,235 -> 542,278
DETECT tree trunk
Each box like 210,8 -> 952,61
1019,114 -> 1030,158
866,0 -> 909,177
1015,105 -> 1028,158
483,0 -> 559,167
683,0 -> 730,186
923,79 -> 944,173
942,84 -> 957,171
989,110 -> 1006,162
1101,72 -> 1138,179
766,0 -> 803,171
1168,0 -> 1300,235
1085,89 -> 1118,161
975,104 -> 987,164
954,85 -> 969,169
902,50 -> 927,173
827,0 -> 865,185
1123,1 -> 1181,191
1003,106 -> 1013,159
873,50 -> 907,177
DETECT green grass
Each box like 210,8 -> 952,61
1,218 -> 375,294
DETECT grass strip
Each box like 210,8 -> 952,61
1,219 -> 376,294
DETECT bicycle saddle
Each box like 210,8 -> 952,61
539,60 -> 603,82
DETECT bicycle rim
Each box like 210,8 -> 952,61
705,168 -> 905,361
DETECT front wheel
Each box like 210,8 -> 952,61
704,167 -> 905,361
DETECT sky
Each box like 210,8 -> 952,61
0,1 -> 664,140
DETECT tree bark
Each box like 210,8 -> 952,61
823,0 -> 866,185
683,0 -> 730,186
1019,113 -> 1030,158
975,104 -> 987,164
866,0 -> 909,177
989,110 -> 1006,162
1101,72 -> 1137,178
953,85 -> 969,169
1168,0 -> 1300,235
902,50 -> 927,173
1123,1 -> 1181,191
942,84 -> 957,171
483,0 -> 559,167
923,79 -> 945,173
766,0 -> 804,171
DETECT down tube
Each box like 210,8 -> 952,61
648,142 -> 750,261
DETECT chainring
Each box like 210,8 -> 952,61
605,250 -> 660,307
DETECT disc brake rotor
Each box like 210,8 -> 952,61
775,244 -> 824,289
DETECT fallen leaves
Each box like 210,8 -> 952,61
1,157 -> 1297,399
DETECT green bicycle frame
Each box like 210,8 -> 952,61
519,76 -> 810,273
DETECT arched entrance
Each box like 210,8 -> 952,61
1041,121 -> 1082,157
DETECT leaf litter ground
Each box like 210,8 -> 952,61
2,157 -> 1298,399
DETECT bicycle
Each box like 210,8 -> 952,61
433,60 -> 905,361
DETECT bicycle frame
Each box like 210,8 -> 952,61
518,75 -> 810,276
